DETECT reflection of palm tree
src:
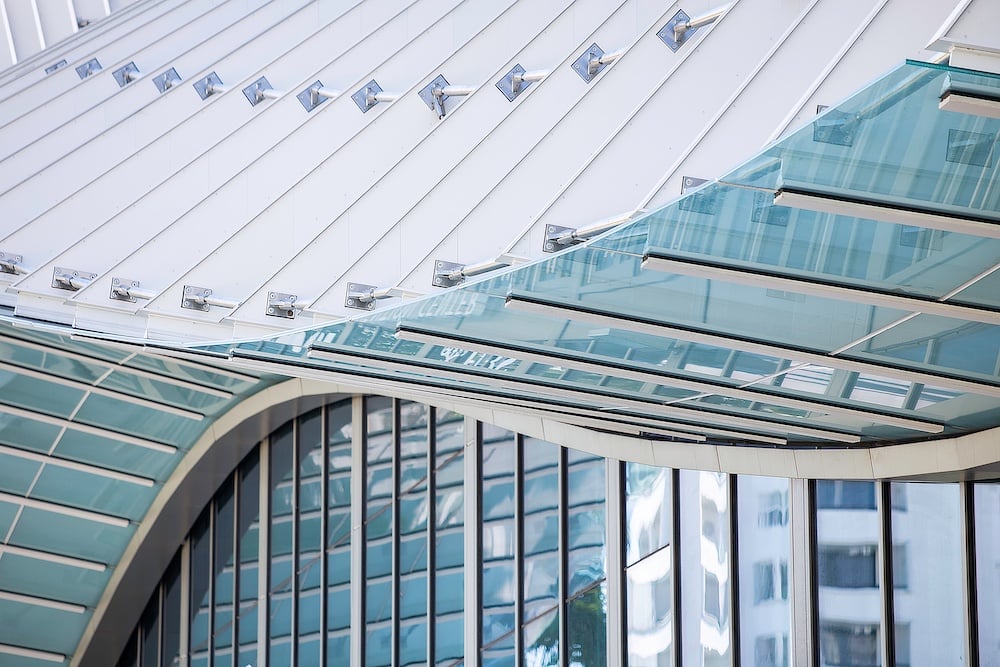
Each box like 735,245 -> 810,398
527,583 -> 608,667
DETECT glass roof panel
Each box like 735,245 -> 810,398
8,508 -> 134,564
0,597 -> 89,656
73,394 -> 206,448
53,430 -> 177,480
0,370 -> 85,418
722,61 -> 1000,217
0,453 -> 41,495
30,467 -> 157,521
209,61 -> 1000,448
0,546 -> 110,608
124,355 -> 258,392
0,416 -> 60,453
98,369 -> 230,415
0,500 -> 18,537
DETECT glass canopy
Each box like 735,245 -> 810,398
0,316 -> 278,664
210,60 -> 1000,448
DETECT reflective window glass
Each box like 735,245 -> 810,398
213,479 -> 235,665
481,424 -> 517,664
237,450 -> 260,667
680,470 -> 732,666
269,423 -> 295,667
366,397 -> 394,667
975,482 -> 1000,666
816,481 -> 881,667
298,409 -> 323,666
891,482 -> 964,666
435,409 -> 464,666
189,511 -> 211,667
738,476 -> 790,667
327,401 -> 352,663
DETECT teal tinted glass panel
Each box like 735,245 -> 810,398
0,552 -> 110,607
238,450 -> 260,666
9,507 -> 132,563
724,62 -> 1000,216
0,415 -> 60,452
0,598 -> 90,655
214,479 -> 235,659
30,466 -> 156,520
54,430 -> 177,479
0,369 -> 84,417
0,452 -> 40,494
99,370 -> 228,415
399,402 -> 429,667
123,355 -> 259,392
189,512 -> 211,663
269,422 -> 295,667
298,409 -> 323,662
638,181 -> 1000,307
435,409 -> 464,667
74,394 -> 204,447
0,500 -> 17,538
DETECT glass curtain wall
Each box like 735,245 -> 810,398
116,394 -> 1000,667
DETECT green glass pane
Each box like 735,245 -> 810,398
8,507 -> 133,564
0,500 -> 18,537
0,597 -> 90,655
0,452 -> 41,494
0,370 -> 84,417
0,415 -> 60,453
54,430 -> 177,479
98,370 -> 229,415
73,394 -> 205,447
31,466 -> 156,520
0,552 -> 110,607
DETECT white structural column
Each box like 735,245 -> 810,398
463,416 -> 481,667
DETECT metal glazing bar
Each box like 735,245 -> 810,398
0,642 -> 66,663
543,210 -> 643,252
394,327 -> 944,434
0,358 -> 204,420
234,349 -> 786,444
605,460 -> 625,667
466,418 -> 482,667
962,481 -> 979,667
0,443 -> 154,486
774,187 -> 1000,240
642,250 -> 1000,326
432,254 -> 528,287
0,401 -> 177,454
0,590 -> 86,614
0,490 -> 130,527
673,3 -> 731,41
0,543 -> 106,572
504,294 -> 1000,399
939,74 -> 1000,119
307,347 -> 861,443
351,396 -> 365,667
